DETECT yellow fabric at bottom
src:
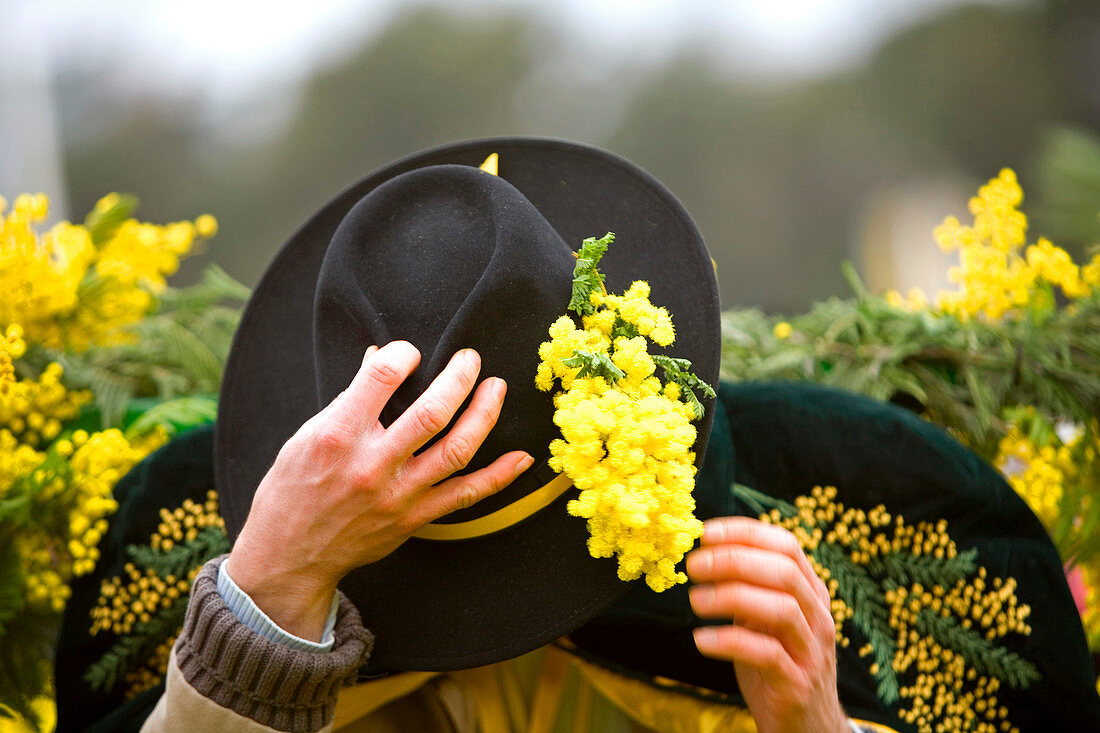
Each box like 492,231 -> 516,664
331,645 -> 761,733
570,655 -> 757,733
334,671 -> 440,728
330,650 -> 904,733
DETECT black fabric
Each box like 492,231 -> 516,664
570,381 -> 1100,731
215,138 -> 721,671
54,425 -> 216,733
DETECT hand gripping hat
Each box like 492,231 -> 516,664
215,138 -> 721,672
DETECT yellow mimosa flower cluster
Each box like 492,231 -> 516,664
90,491 -> 224,697
0,192 -> 214,350
0,695 -> 55,733
0,189 -> 220,718
19,427 -> 166,612
994,422 -> 1075,529
0,325 -> 25,392
1080,561 -> 1100,650
0,363 -> 91,448
537,281 -> 704,592
887,169 -> 1100,320
762,486 -> 1033,733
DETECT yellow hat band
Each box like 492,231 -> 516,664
412,473 -> 573,541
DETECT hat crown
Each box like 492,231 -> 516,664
313,164 -> 575,518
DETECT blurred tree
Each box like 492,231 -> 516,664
237,8 -> 544,282
55,1 -> 1100,311
1035,126 -> 1100,249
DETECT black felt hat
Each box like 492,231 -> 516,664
215,138 -> 721,672
569,381 -> 1100,732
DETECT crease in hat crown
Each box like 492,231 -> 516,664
311,163 -> 579,524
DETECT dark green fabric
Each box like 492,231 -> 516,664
571,381 -> 1100,731
54,425 -> 217,733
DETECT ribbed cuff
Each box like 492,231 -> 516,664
175,556 -> 373,732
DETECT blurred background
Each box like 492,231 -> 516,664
3,0 -> 1100,311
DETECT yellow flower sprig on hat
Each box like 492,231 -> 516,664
536,233 -> 714,592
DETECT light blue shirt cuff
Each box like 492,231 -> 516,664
217,560 -> 339,653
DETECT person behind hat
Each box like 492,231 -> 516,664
53,139 -> 1100,733
58,139 -> 851,732
173,139 -> 853,732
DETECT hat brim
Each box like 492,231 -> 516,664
215,137 -> 721,671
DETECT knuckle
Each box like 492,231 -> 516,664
416,400 -> 450,435
456,363 -> 477,391
394,507 -> 421,534
376,487 -> 404,518
716,584 -> 739,611
308,423 -> 355,457
762,643 -> 784,670
453,482 -> 481,511
712,546 -> 732,571
777,558 -> 801,590
779,531 -> 801,557
369,359 -> 403,388
779,595 -> 801,623
479,400 -> 500,426
442,435 -> 473,473
347,462 -> 381,491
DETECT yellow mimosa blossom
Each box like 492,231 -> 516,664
0,362 -> 90,448
928,168 -> 1093,320
992,407 -> 1083,532
0,190 -> 223,717
0,324 -> 25,392
1080,561 -> 1100,650
19,426 -> 167,613
760,486 -> 1034,733
0,192 -> 216,351
995,426 -> 1073,529
537,250 -> 710,592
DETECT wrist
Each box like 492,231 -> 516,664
226,536 -> 338,642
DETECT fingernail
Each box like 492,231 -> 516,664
365,345 -> 378,357
692,550 -> 712,574
689,585 -> 715,608
515,454 -> 534,475
463,349 -> 480,367
491,377 -> 506,399
693,626 -> 717,647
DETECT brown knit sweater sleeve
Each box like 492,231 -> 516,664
169,556 -> 373,732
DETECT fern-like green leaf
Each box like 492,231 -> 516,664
125,396 -> 218,439
730,482 -> 798,519
563,349 -> 625,382
866,548 -> 978,589
568,232 -> 614,315
915,609 -> 1040,688
83,194 -> 138,245
653,355 -> 716,420
815,541 -> 900,704
126,526 -> 229,579
84,601 -> 186,693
